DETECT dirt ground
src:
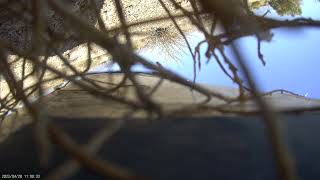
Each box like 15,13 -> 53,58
0,0 -> 198,99
1,73 -> 320,142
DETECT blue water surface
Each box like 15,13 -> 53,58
135,0 -> 320,99
96,0 -> 320,99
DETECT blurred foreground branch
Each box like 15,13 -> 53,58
1,0 -> 320,179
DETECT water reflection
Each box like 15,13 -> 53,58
147,0 -> 319,99
240,0 -> 320,99
252,0 -> 302,16
99,0 -> 320,99
255,0 -> 320,20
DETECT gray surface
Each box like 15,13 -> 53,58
0,112 -> 320,179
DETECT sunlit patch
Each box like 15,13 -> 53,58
144,26 -> 188,65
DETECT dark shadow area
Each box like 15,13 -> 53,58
0,112 -> 320,179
